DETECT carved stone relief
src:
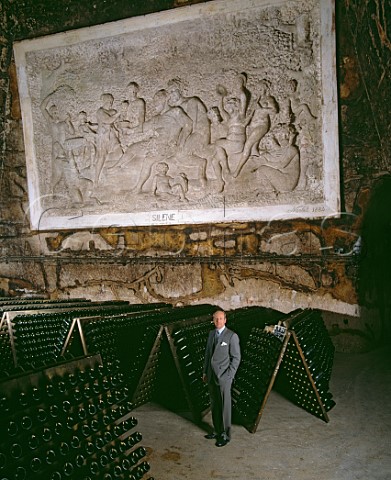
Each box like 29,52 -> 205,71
13,0 -> 339,229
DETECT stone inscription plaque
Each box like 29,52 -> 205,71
14,0 -> 339,230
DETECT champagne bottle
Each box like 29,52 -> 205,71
18,391 -> 29,408
45,383 -> 55,398
81,424 -> 91,437
45,449 -> 56,465
89,461 -> 100,475
63,462 -> 74,477
49,404 -> 60,418
31,387 -> 41,403
108,447 -> 118,460
10,443 -> 23,459
95,436 -> 105,450
7,421 -> 18,437
42,427 -> 52,442
59,441 -> 70,456
30,457 -> 42,473
0,452 -> 7,470
14,466 -> 26,480
88,403 -> 97,416
0,395 -> 10,413
28,434 -> 39,450
75,453 -> 85,468
131,461 -> 151,479
84,441 -> 95,456
90,419 -> 99,432
49,471 -> 61,480
99,454 -> 109,467
36,408 -> 47,423
70,435 -> 81,449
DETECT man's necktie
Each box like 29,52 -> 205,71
213,331 -> 220,351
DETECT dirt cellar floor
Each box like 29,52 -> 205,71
134,346 -> 391,480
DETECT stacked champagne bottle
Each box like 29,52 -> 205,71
171,320 -> 213,412
290,310 -> 336,412
232,327 -> 282,425
9,301 -> 140,369
0,355 -> 153,480
0,297 -> 92,374
131,325 -> 163,409
275,336 -> 327,419
13,312 -> 73,367
83,304 -> 216,407
130,307 -> 215,410
83,309 -> 172,400
0,322 -> 13,378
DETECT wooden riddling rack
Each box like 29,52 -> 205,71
0,298 -> 95,374
232,309 -> 336,433
0,353 -> 152,480
68,304 -> 217,410
275,309 -> 336,414
0,299 -> 168,375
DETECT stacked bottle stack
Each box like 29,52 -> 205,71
232,328 -> 282,425
83,304 -> 215,403
275,335 -> 328,420
131,325 -> 163,409
0,323 -> 13,377
170,320 -> 212,413
0,355 -> 152,480
129,310 -> 214,410
290,311 -> 336,412
1,300 -> 97,318
83,311 -> 171,399
13,313 -> 73,368
0,298 -> 91,309
7,302 -> 137,369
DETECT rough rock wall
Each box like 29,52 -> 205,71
0,0 -> 390,351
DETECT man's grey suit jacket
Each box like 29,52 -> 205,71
203,327 -> 241,384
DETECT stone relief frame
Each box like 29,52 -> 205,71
14,0 -> 339,230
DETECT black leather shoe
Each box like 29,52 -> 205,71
215,436 -> 230,447
204,433 -> 217,440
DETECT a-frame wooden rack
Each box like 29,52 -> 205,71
0,300 -> 97,368
232,327 -> 330,434
0,300 -> 133,368
131,314 -> 213,421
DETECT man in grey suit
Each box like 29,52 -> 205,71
202,309 -> 241,447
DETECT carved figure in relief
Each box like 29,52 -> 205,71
125,81 -> 146,131
152,162 -> 188,202
167,78 -> 211,186
116,89 -> 193,192
196,136 -> 230,193
64,142 -> 95,204
207,107 -> 227,144
71,111 -> 98,170
232,79 -> 279,178
215,86 -> 249,158
40,88 -> 76,193
95,93 -> 123,183
116,81 -> 146,148
254,123 -> 300,193
286,78 -> 316,127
